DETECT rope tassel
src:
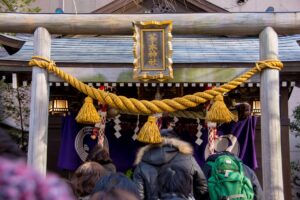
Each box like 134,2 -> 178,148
206,94 -> 236,123
137,116 -> 162,144
76,96 -> 101,124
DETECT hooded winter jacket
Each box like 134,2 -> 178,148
133,137 -> 209,200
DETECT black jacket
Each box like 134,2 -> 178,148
159,193 -> 192,200
202,151 -> 263,200
133,137 -> 208,200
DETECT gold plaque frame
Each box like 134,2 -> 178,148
133,20 -> 173,82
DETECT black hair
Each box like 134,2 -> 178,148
90,189 -> 139,200
70,161 -> 107,197
236,102 -> 251,120
87,144 -> 113,164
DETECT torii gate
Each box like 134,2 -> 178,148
1,12 -> 300,200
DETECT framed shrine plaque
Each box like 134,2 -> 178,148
133,21 -> 173,82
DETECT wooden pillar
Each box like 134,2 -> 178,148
259,27 -> 284,200
27,27 -> 51,175
280,86 -> 292,200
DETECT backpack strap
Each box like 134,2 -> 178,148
221,194 -> 245,200
206,161 -> 215,168
206,160 -> 216,178
235,157 -> 245,177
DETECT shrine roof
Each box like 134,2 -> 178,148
1,35 -> 300,63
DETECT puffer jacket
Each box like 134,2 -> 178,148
133,137 -> 209,200
202,151 -> 263,200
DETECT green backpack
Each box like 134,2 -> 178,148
207,155 -> 254,200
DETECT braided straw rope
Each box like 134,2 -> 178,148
29,56 -> 283,115
169,110 -> 205,119
119,110 -> 205,119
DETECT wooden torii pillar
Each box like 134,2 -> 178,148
1,12 -> 299,199
27,27 -> 51,175
260,27 -> 284,200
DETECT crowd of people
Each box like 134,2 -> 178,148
0,124 -> 262,200
0,127 -> 75,200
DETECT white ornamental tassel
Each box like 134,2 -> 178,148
93,86 -> 107,146
96,109 -> 107,145
207,121 -> 218,155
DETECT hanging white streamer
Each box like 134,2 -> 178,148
114,114 -> 121,138
195,118 -> 203,145
173,116 -> 179,124
132,115 -> 140,140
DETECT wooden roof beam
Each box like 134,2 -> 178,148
0,13 -> 300,35
0,34 -> 25,48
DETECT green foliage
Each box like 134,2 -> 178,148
0,0 -> 41,13
291,161 -> 300,174
290,105 -> 300,194
125,168 -> 133,179
290,105 -> 300,137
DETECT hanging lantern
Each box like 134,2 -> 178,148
252,100 -> 261,115
49,98 -> 69,114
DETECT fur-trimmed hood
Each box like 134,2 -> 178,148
134,137 -> 193,165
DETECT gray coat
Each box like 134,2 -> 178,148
133,138 -> 209,200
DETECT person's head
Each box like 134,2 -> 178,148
71,161 -> 107,197
157,165 -> 192,198
0,127 -> 25,160
0,157 -> 75,200
90,189 -> 139,200
87,144 -> 112,164
92,172 -> 139,199
236,102 -> 251,120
